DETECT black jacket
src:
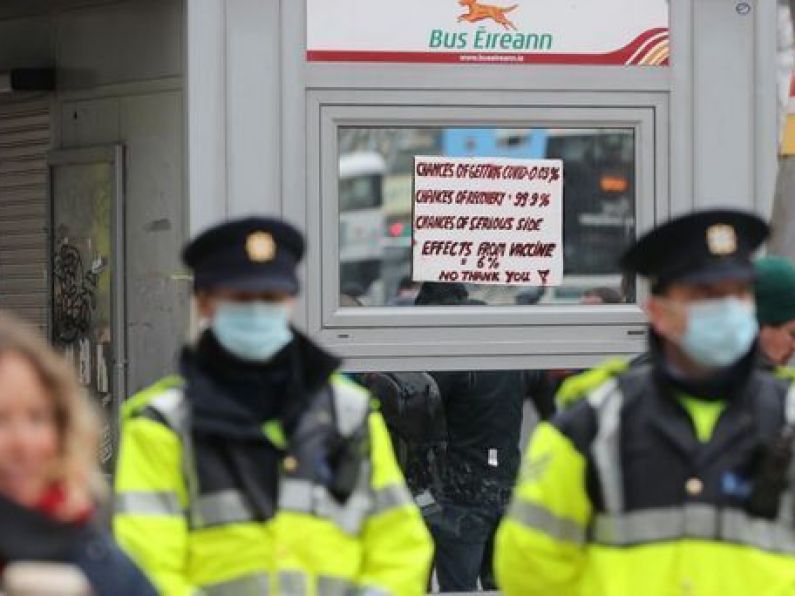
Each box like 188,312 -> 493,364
175,330 -> 347,521
555,342 -> 792,516
431,369 -> 528,507
0,496 -> 156,596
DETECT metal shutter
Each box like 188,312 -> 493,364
0,95 -> 51,332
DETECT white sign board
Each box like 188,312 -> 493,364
307,0 -> 669,66
412,156 -> 563,287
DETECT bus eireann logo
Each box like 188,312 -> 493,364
458,0 -> 519,31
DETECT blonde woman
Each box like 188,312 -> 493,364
0,313 -> 155,596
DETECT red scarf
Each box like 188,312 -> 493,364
35,484 -> 93,525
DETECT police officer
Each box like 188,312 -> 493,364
495,209 -> 795,595
555,255 -> 795,411
113,217 -> 433,595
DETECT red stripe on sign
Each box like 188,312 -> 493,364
625,31 -> 669,65
307,28 -> 670,66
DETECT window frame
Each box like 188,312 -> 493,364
299,89 -> 668,372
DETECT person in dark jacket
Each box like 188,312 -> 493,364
0,495 -> 155,596
0,313 -> 154,596
416,283 -> 543,592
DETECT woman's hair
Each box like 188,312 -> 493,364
0,312 -> 103,510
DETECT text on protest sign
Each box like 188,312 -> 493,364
412,156 -> 563,286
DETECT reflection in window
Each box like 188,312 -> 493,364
338,127 -> 637,307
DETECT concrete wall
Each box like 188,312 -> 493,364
0,15 -> 50,70
0,0 -> 188,393
56,0 -> 188,393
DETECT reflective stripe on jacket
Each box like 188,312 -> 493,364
496,367 -> 795,596
113,375 -> 433,596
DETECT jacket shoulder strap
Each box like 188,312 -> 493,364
125,377 -> 188,434
144,388 -> 189,433
586,376 -> 625,514
329,375 -> 372,438
122,376 -> 184,419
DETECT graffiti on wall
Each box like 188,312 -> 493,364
52,240 -> 106,344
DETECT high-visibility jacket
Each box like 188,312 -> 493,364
496,362 -> 795,596
113,375 -> 433,596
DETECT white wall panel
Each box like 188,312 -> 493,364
186,0 -> 226,234
225,0 -> 281,219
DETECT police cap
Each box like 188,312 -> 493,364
621,209 -> 769,291
182,217 -> 305,294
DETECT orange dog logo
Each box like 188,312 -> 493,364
458,0 -> 519,31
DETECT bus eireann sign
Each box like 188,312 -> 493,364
307,0 -> 670,66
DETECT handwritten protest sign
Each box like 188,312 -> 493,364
412,156 -> 563,286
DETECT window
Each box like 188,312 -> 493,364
303,93 -> 665,366
338,127 -> 637,307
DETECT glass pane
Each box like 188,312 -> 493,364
338,127 -> 636,307
51,162 -> 117,468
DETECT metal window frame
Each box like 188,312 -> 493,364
295,91 -> 668,372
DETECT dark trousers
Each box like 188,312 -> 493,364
428,502 -> 503,592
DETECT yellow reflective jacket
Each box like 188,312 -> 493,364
114,375 -> 432,596
496,367 -> 795,596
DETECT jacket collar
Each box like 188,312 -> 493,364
649,330 -> 757,402
643,332 -> 761,462
181,330 -> 340,438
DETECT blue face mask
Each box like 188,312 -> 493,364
680,297 -> 758,368
212,301 -> 293,363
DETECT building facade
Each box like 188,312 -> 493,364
0,1 -> 784,563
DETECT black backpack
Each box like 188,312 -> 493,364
361,372 -> 447,495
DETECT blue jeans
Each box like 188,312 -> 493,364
427,502 -> 502,592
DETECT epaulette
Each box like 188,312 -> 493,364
121,375 -> 185,420
555,358 -> 630,410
